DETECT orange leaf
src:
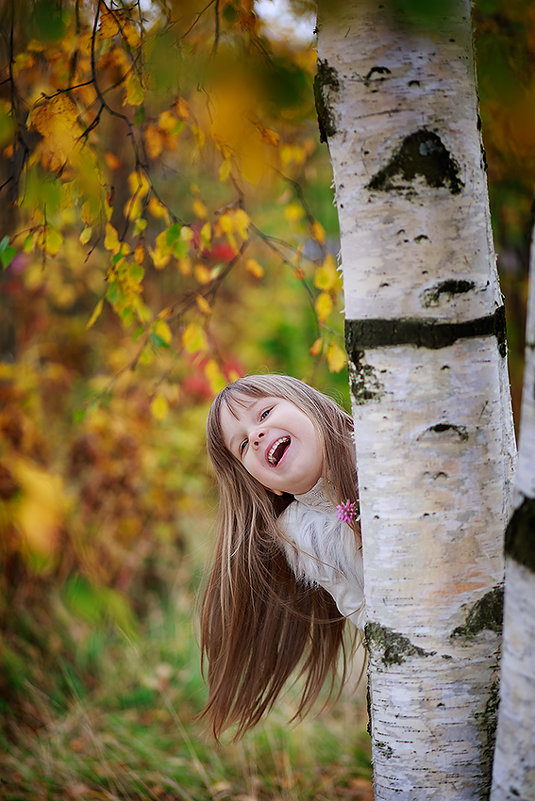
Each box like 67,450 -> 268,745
145,123 -> 164,159
261,127 -> 280,146
175,97 -> 190,120
309,337 -> 323,356
245,258 -> 264,279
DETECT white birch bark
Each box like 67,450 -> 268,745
490,228 -> 535,801
315,1 -> 516,798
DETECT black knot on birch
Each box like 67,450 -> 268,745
367,129 -> 464,195
314,59 -> 339,143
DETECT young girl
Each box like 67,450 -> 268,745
200,374 -> 365,739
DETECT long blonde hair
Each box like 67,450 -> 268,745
200,375 -> 359,739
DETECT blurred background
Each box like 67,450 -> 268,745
0,0 -> 533,798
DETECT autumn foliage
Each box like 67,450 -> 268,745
0,0 -> 534,739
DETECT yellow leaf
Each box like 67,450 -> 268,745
104,222 -> 121,253
180,226 -> 194,243
158,109 -> 177,132
80,226 -> 92,245
234,208 -> 250,240
147,197 -> 169,222
134,243 -> 145,264
122,22 -> 141,48
245,258 -> 264,279
12,459 -> 66,565
149,246 -> 170,269
178,257 -> 192,276
194,263 -> 212,285
124,73 -> 144,106
219,158 -> 232,182
39,228 -> 63,256
86,298 -> 104,329
311,221 -> 326,244
183,322 -> 208,353
315,291 -> 333,322
218,212 -> 234,234
128,171 -> 151,197
309,337 -> 323,356
190,124 -> 205,149
205,359 -> 226,394
327,342 -> 347,373
200,222 -> 211,244
99,7 -> 120,38
193,199 -> 207,219
281,144 -> 306,166
196,294 -> 212,315
145,123 -> 163,159
150,394 -> 169,421
125,194 -> 142,221
284,203 -> 304,222
314,254 -> 339,291
153,319 -> 172,344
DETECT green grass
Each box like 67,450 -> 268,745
0,585 -> 372,801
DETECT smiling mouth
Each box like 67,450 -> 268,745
267,437 -> 290,466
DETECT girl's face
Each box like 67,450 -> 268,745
219,394 -> 324,496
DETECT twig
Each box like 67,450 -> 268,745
181,0 -> 218,40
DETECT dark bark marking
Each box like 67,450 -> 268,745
477,679 -> 500,799
366,129 -> 464,195
421,279 -> 476,307
364,65 -> 391,86
314,59 -> 339,143
347,350 -> 385,406
423,423 -> 469,441
505,496 -> 535,573
365,621 -> 436,667
451,586 -> 504,640
345,305 -> 507,356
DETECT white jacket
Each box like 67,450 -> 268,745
277,478 -> 366,629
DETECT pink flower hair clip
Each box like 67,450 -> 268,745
336,499 -> 359,524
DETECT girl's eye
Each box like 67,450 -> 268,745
260,407 -> 272,420
239,440 -> 248,454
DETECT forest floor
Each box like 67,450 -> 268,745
0,588 -> 373,801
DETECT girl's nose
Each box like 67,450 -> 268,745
251,430 -> 265,448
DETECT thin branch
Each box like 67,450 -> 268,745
211,0 -> 220,56
42,80 -> 97,101
250,222 -> 320,337
181,0 -> 218,39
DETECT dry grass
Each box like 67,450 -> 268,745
1,584 -> 372,801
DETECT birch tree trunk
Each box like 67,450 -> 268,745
315,1 -> 516,798
490,228 -> 535,801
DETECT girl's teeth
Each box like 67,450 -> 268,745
267,437 -> 290,465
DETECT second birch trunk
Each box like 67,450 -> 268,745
490,228 -> 535,801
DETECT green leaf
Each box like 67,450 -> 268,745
171,238 -> 189,260
0,236 -> 16,269
73,408 -> 87,424
150,332 -> 170,349
129,262 -> 144,283
165,223 -> 182,244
